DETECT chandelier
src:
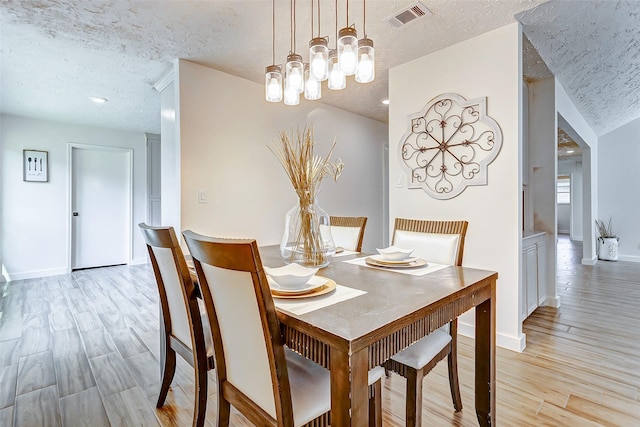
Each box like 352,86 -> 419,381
265,0 -> 375,104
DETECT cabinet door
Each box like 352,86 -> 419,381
536,241 -> 547,305
525,246 -> 539,316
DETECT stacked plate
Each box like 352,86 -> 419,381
264,264 -> 336,298
365,246 -> 427,268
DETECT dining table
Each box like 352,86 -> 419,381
259,245 -> 498,427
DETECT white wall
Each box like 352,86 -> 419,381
556,82 -> 598,263
160,78 -> 180,233
170,60 -> 387,252
389,23 -> 524,351
598,115 -> 640,262
527,78 -> 558,308
1,114 -> 148,280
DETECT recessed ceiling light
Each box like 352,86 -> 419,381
382,99 -> 390,105
89,96 -> 108,104
566,150 -> 574,154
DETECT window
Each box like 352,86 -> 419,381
557,175 -> 570,204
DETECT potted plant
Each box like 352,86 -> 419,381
595,218 -> 619,261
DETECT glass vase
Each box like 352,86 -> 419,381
280,193 -> 335,267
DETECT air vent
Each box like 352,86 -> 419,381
385,1 -> 432,28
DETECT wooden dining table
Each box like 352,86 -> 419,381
259,245 -> 498,427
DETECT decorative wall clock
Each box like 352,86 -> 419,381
399,93 -> 502,199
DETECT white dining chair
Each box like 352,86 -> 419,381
383,218 -> 469,427
330,216 -> 368,252
182,230 -> 385,427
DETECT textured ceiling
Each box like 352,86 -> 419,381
1,1 -> 638,136
517,0 -> 640,136
0,0 -> 545,134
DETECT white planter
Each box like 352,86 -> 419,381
598,237 -> 619,261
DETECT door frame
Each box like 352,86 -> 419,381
66,143 -> 134,273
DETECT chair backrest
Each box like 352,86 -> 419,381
138,223 -> 204,354
330,216 -> 368,252
182,230 -> 294,424
392,218 -> 468,266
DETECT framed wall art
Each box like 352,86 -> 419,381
23,149 -> 48,182
399,93 -> 503,199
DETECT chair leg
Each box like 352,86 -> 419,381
157,346 -> 176,408
217,392 -> 231,427
405,368 -> 424,427
368,379 -> 382,427
192,360 -> 208,427
448,321 -> 463,412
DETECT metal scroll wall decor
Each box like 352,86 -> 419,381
399,93 -> 503,199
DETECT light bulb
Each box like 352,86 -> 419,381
328,62 -> 346,90
289,67 -> 303,92
340,44 -> 357,75
311,52 -> 326,81
284,85 -> 299,105
267,77 -> 280,99
356,54 -> 373,82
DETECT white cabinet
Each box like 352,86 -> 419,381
521,232 -> 547,320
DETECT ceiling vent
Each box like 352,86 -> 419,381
384,1 -> 432,28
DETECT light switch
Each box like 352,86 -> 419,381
396,174 -> 404,188
198,190 -> 207,203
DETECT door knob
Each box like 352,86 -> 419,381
72,212 -> 79,217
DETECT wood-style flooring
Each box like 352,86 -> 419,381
1,235 -> 639,426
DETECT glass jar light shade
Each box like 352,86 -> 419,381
304,64 -> 321,101
327,49 -> 346,90
309,37 -> 329,81
337,27 -> 358,76
265,65 -> 283,102
285,53 -> 304,94
355,38 -> 375,83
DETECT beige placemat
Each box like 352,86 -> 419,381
334,249 -> 358,258
344,257 -> 450,276
274,284 -> 366,315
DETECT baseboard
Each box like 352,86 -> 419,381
541,296 -> 561,308
4,267 -> 70,281
130,257 -> 148,266
582,257 -> 597,265
458,321 -> 526,352
618,255 -> 640,263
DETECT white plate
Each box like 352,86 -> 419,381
268,275 -> 327,294
369,254 -> 420,265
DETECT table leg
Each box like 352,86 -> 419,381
475,285 -> 496,426
330,347 -> 369,426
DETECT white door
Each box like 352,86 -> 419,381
71,146 -> 131,269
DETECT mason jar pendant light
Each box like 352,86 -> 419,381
337,0 -> 358,76
309,0 -> 329,81
304,63 -> 322,100
265,0 -> 282,102
285,0 -> 304,94
355,0 -> 374,83
265,0 -> 375,104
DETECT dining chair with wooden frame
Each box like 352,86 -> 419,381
329,216 -> 368,252
382,218 -> 469,427
139,223 -> 214,427
182,230 -> 385,427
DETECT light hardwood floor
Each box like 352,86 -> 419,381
1,235 -> 639,426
